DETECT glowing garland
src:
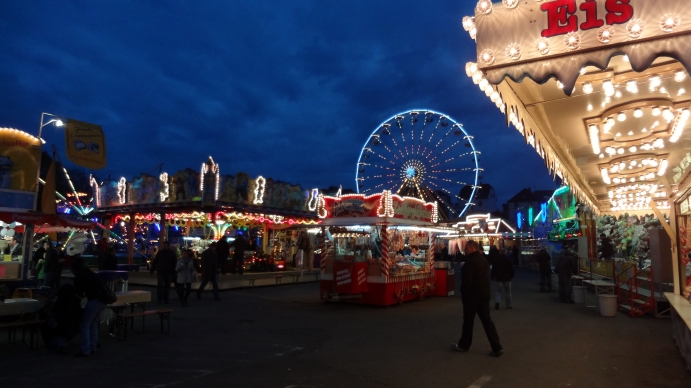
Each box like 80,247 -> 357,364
159,173 -> 169,201
253,176 -> 266,204
307,188 -> 319,211
117,177 -> 127,204
200,157 -> 220,200
90,175 -> 101,208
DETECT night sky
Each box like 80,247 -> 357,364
0,1 -> 559,206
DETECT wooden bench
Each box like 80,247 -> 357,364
0,319 -> 45,349
115,309 -> 172,341
288,273 -> 301,283
247,275 -> 284,288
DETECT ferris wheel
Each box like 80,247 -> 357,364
355,110 -> 482,220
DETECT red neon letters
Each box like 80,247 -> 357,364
541,0 -> 634,38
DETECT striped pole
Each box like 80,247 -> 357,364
320,226 -> 327,273
380,226 -> 389,278
429,232 -> 435,271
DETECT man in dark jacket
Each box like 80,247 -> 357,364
216,237 -> 230,275
492,249 -> 514,310
150,241 -> 177,304
229,235 -> 248,275
452,240 -> 504,357
43,240 -> 63,292
197,242 -> 220,300
536,248 -> 552,293
557,245 -> 579,303
598,233 -> 614,260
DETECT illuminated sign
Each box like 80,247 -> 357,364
541,0 -> 633,38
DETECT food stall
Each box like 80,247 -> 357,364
462,0 -> 691,368
443,213 -> 518,255
317,190 -> 454,306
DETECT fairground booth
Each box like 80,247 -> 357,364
0,126 -> 100,285
317,190 -> 457,306
91,157 -> 321,268
440,213 -> 522,259
463,0 -> 691,367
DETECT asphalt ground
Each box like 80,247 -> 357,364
1,268 -> 689,388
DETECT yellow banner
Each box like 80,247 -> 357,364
65,119 -> 106,170
0,128 -> 42,192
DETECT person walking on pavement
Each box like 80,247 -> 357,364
557,244 -> 579,303
216,237 -> 230,275
492,248 -> 514,310
175,249 -> 196,307
451,240 -> 504,357
197,242 -> 220,300
229,234 -> 248,275
536,247 -> 553,293
149,241 -> 177,304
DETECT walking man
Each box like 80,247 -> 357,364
452,240 -> 504,357
150,241 -> 177,304
493,248 -> 514,310
197,242 -> 220,300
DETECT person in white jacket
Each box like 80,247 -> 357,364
175,249 -> 197,307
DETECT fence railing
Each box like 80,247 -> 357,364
579,258 -> 615,280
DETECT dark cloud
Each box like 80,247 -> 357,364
0,0 -> 558,207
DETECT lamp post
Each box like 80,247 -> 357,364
39,112 -> 64,139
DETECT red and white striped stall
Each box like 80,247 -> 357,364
317,190 -> 454,306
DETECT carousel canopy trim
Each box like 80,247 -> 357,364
471,0 -> 691,95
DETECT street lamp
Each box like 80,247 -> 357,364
39,112 -> 64,139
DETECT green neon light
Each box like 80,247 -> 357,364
528,207 -> 534,226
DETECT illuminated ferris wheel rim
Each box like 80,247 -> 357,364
355,109 -> 481,219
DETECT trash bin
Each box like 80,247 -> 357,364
572,286 -> 585,304
598,294 -> 618,317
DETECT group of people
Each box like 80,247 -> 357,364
451,241 -> 583,357
536,245 -> 579,303
149,236 -> 249,305
34,240 -> 65,291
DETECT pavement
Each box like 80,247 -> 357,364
2,267 -> 690,388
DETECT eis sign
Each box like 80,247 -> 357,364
541,0 -> 633,38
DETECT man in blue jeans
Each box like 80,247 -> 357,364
71,258 -> 106,357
